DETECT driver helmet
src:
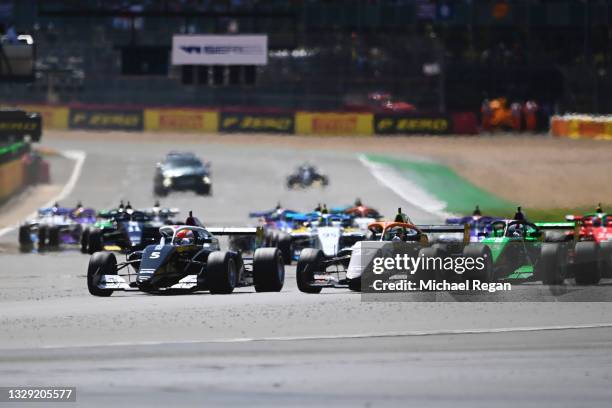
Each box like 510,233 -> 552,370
176,229 -> 194,245
509,223 -> 524,236
392,228 -> 405,241
593,216 -> 603,227
73,201 -> 84,216
493,224 -> 505,237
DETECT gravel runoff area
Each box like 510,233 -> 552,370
46,130 -> 612,210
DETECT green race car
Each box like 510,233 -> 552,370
473,217 -> 606,285
475,219 -> 573,284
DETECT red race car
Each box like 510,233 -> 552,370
566,204 -> 612,243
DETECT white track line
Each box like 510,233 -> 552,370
357,154 -> 452,219
33,323 -> 612,350
0,150 -> 86,238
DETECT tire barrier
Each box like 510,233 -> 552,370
551,114 -> 612,140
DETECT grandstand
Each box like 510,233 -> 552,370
0,0 -> 611,115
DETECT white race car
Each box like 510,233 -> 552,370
296,217 -> 469,293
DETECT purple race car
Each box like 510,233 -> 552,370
445,206 -> 501,242
18,202 -> 97,251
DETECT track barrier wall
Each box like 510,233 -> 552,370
7,104 -> 479,136
220,111 -> 294,133
295,112 -> 374,136
551,115 -> 612,140
145,109 -> 218,133
14,104 -> 69,130
0,156 -> 25,203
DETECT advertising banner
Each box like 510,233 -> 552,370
16,104 -> 69,130
374,115 -> 450,135
144,109 -> 218,132
0,110 -> 41,141
69,108 -> 144,131
172,35 -> 268,65
295,112 -> 373,136
220,112 -> 294,133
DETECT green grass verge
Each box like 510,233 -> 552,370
521,206 -> 612,222
365,153 -> 515,215
364,154 -> 606,221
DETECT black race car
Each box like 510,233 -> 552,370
154,152 -> 212,196
82,201 -> 178,254
286,164 -> 329,189
87,215 -> 284,296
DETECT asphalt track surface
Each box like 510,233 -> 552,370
1,136 -> 612,407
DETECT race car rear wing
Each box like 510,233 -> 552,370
535,222 -> 579,241
534,222 -> 576,230
565,215 -> 583,222
417,224 -> 470,244
207,227 -> 262,236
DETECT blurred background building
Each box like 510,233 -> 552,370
0,0 -> 611,115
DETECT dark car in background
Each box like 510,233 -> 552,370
154,152 -> 212,196
286,164 -> 329,189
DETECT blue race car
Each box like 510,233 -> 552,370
445,206 -> 501,242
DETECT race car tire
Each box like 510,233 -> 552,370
154,185 -> 168,197
539,243 -> 566,285
263,229 -> 272,247
87,252 -> 117,297
462,244 -> 494,283
347,277 -> 361,292
38,225 -> 48,248
286,178 -> 298,189
18,225 -> 32,248
87,229 -> 104,254
599,241 -> 612,278
574,241 -> 602,285
276,232 -> 293,265
207,251 -> 237,294
197,185 -> 211,196
253,248 -> 285,292
80,227 -> 90,253
297,248 -> 323,294
269,230 -> 279,248
48,226 -> 61,248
